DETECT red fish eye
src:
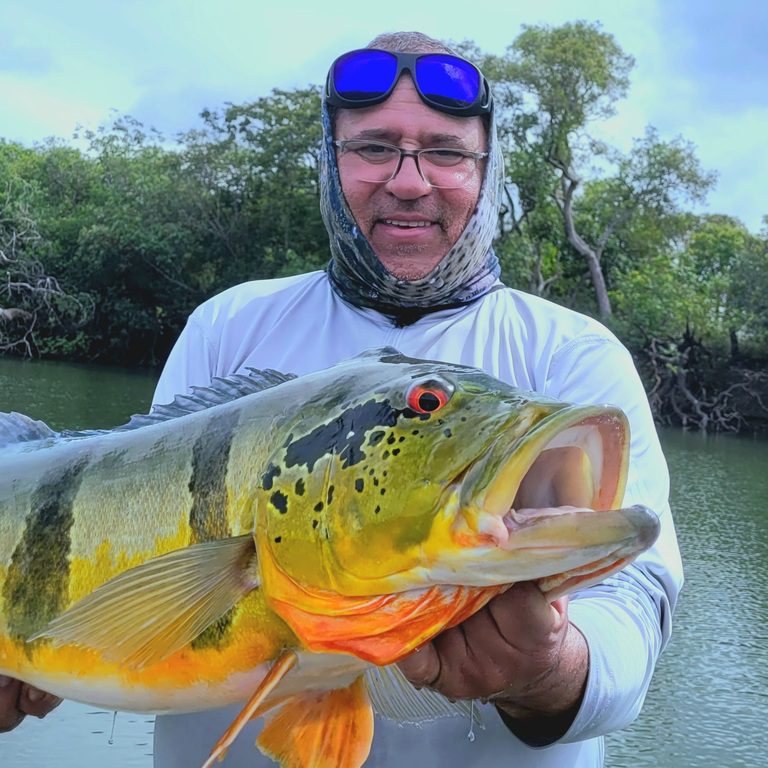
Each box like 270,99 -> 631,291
406,382 -> 451,414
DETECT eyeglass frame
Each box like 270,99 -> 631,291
333,139 -> 489,189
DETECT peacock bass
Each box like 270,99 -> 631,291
0,348 -> 659,767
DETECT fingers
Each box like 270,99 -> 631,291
0,676 -> 25,733
487,583 -> 568,648
20,685 -> 62,718
396,584 -> 574,703
0,676 -> 62,733
396,642 -> 442,690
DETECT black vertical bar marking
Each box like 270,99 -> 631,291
3,456 -> 89,641
187,409 -> 239,649
188,410 -> 239,543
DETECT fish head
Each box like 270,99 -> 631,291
255,348 -> 659,606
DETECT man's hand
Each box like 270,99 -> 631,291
397,582 -> 588,742
0,676 -> 61,733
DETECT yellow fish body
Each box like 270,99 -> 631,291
0,348 -> 659,767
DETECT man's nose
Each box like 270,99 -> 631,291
384,154 -> 432,199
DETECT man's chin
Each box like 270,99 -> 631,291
376,247 -> 446,281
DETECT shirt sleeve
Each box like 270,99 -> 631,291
542,333 -> 684,742
152,315 -> 218,407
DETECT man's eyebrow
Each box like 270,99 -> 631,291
347,129 -> 473,148
426,133 -> 470,147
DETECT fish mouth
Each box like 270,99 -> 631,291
438,405 -> 660,595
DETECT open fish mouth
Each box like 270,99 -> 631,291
438,405 -> 660,593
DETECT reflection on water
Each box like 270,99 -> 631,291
606,429 -> 768,768
0,357 -> 158,431
1,359 -> 767,767
0,701 -> 154,767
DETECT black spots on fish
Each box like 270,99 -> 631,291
314,501 -> 324,512
443,428 -> 453,438
373,477 -> 379,487
374,505 -> 381,514
270,491 -> 289,515
274,536 -> 282,543
294,478 -> 305,496
369,430 -> 386,447
386,434 -> 396,445
284,399 -> 405,472
327,485 -> 335,506
398,436 -> 406,442
460,416 -> 467,423
380,488 -> 386,496
4,456 -> 88,641
411,429 -> 420,435
368,468 -> 375,476
261,463 -> 282,491
392,448 -> 401,456
312,519 -> 319,529
382,450 -> 390,459
188,410 -> 238,544
355,478 -> 364,493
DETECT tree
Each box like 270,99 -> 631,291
471,23 -> 714,317
0,170 -> 90,356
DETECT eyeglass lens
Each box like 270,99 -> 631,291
334,51 -> 480,108
415,56 -> 480,108
341,144 -> 478,188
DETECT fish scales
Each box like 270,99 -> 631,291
0,348 -> 661,767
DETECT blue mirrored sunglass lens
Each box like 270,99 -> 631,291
415,55 -> 480,108
334,51 -> 397,99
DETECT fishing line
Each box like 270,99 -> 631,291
466,700 -> 476,742
108,710 -> 117,745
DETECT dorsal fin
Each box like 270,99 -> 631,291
61,367 -> 297,437
120,368 -> 297,430
0,412 -> 58,448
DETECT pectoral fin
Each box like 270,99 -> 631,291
29,535 -> 259,668
256,675 -> 374,768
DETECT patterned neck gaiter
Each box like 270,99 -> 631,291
320,98 -> 505,325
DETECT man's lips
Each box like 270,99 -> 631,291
381,218 -> 434,229
374,215 -> 444,240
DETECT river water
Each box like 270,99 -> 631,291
1,357 -> 766,767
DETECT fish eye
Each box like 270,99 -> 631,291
406,379 -> 453,414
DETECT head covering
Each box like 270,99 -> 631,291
320,66 -> 505,325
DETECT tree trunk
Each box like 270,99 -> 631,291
557,174 -> 613,318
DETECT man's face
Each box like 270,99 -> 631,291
334,76 -> 487,281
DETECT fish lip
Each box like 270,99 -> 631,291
456,404 -> 630,546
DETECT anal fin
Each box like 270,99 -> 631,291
257,675 -> 374,768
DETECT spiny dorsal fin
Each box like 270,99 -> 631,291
61,368 -> 297,438
0,412 -> 58,449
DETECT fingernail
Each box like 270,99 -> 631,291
0,675 -> 12,688
27,688 -> 44,702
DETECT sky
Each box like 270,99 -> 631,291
1,0 -> 766,232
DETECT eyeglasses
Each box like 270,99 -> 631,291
334,139 -> 488,189
325,49 -> 492,117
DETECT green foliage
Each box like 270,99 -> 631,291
0,23 -> 764,421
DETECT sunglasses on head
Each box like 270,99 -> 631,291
325,48 -> 493,117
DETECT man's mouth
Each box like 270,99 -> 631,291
381,219 -> 435,229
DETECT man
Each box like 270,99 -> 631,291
1,31 -> 683,767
